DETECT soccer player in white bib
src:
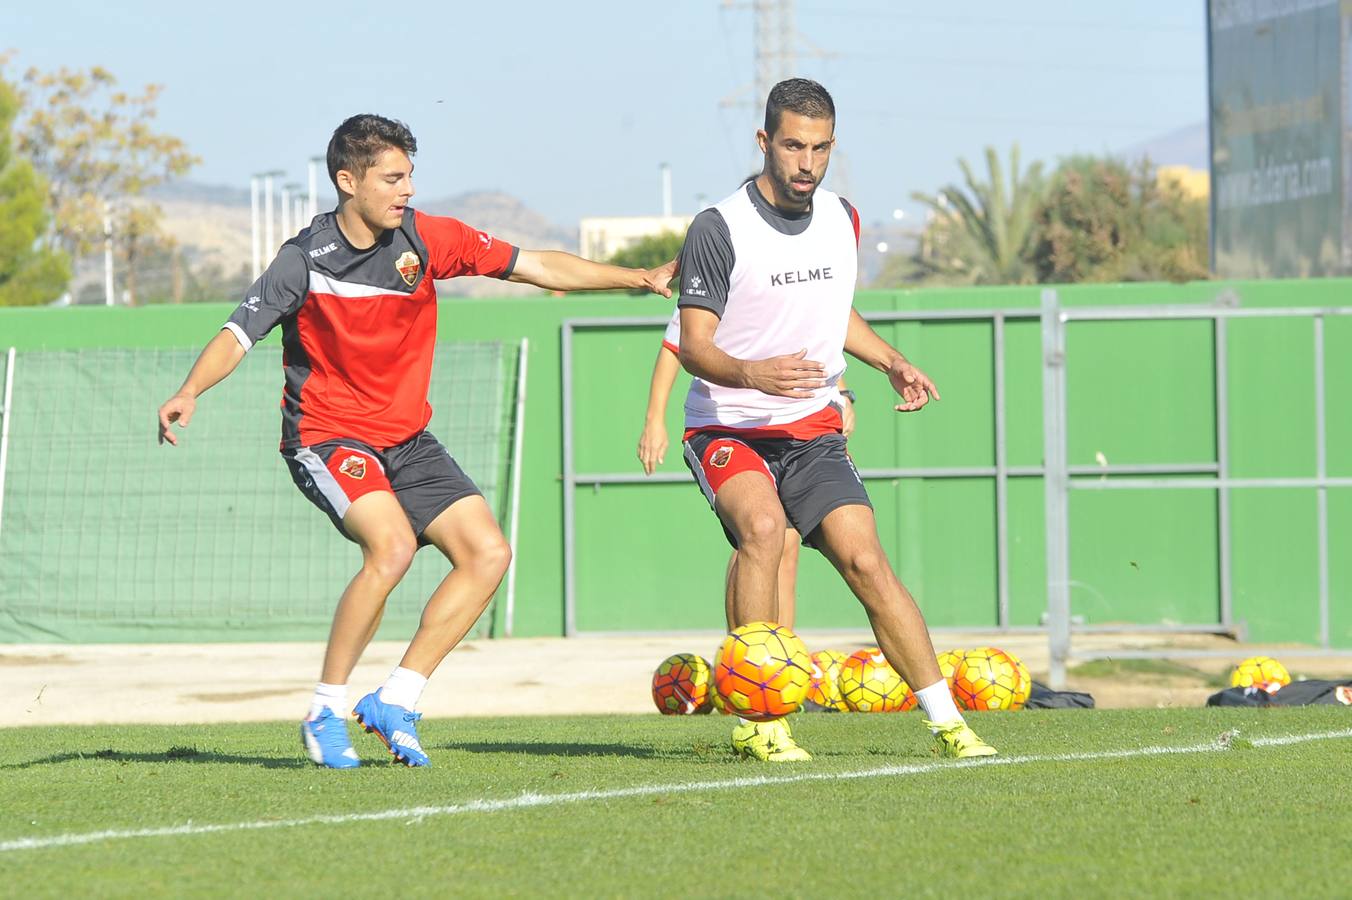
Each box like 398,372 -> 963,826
676,79 -> 996,762
638,303 -> 856,629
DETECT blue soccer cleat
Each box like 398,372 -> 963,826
352,691 -> 430,767
300,706 -> 360,769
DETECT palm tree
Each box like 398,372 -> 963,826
909,145 -> 1045,285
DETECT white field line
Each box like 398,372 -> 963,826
3,726 -> 1350,855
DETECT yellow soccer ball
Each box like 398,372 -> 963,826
1230,656 -> 1291,692
839,648 -> 915,712
1002,649 -> 1032,710
936,648 -> 965,686
952,647 -> 1021,712
806,649 -> 850,711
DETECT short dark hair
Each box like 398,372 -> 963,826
327,114 -> 417,187
763,78 -> 835,137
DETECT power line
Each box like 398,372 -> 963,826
851,106 -> 1199,132
796,6 -> 1197,34
840,51 -> 1201,77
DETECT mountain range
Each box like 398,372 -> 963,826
131,121 -> 1208,302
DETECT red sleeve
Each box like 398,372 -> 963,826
415,211 -> 519,280
844,200 -> 861,247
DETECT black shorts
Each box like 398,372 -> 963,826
682,430 -> 871,550
281,430 -> 481,545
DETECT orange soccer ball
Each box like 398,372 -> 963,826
952,647 -> 1024,711
713,622 -> 813,721
839,647 -> 916,712
652,653 -> 715,715
806,649 -> 851,711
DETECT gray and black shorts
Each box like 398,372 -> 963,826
682,430 -> 871,549
281,430 -> 481,545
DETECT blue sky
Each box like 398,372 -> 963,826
2,0 -> 1206,227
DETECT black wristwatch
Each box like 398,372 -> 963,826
839,389 -> 857,404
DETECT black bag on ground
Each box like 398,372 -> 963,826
1206,686 -> 1274,707
1025,681 -> 1095,709
1206,679 -> 1352,707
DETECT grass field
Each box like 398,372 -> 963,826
3,708 -> 1351,897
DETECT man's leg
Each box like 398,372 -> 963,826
776,528 -> 801,629
348,495 -> 510,768
724,527 -> 799,628
714,470 -> 787,626
812,504 -> 995,757
320,491 -> 419,684
685,435 -> 808,761
301,489 -> 417,769
714,476 -> 815,762
402,494 -> 512,675
723,552 -> 737,629
813,505 -> 943,688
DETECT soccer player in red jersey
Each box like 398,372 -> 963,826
157,114 -> 676,768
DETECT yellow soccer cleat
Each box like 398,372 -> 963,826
731,717 -> 813,762
926,718 -> 998,759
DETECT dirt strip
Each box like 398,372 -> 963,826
2,631 -> 1349,726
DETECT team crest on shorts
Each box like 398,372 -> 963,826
1337,685 -> 1352,706
395,251 -> 421,286
709,446 -> 734,468
338,455 -> 367,480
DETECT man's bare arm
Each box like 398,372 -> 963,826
156,330 -> 247,446
844,308 -> 941,412
508,250 -> 677,297
677,307 -> 826,398
637,346 -> 681,475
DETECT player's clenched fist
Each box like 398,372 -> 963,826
741,349 -> 826,399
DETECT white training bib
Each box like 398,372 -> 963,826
684,186 -> 858,429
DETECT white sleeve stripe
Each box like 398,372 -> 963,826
663,307 -> 681,348
222,322 -> 253,352
309,270 -> 409,298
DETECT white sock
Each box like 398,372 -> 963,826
309,682 -> 347,720
379,666 -> 428,711
914,679 -> 964,729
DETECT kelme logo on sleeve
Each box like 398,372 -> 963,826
395,251 -> 421,287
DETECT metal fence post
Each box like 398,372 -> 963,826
1314,315 -> 1329,647
1214,315 -> 1233,628
562,324 -> 578,637
994,312 -> 1011,629
0,348 -> 15,543
503,337 -> 530,638
1041,291 -> 1071,689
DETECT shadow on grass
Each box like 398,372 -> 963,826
441,740 -> 683,759
2,746 -> 306,770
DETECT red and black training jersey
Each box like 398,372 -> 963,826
223,208 -> 518,450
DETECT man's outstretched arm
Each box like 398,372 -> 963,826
844,308 -> 940,412
507,250 -> 677,297
156,330 -> 247,445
